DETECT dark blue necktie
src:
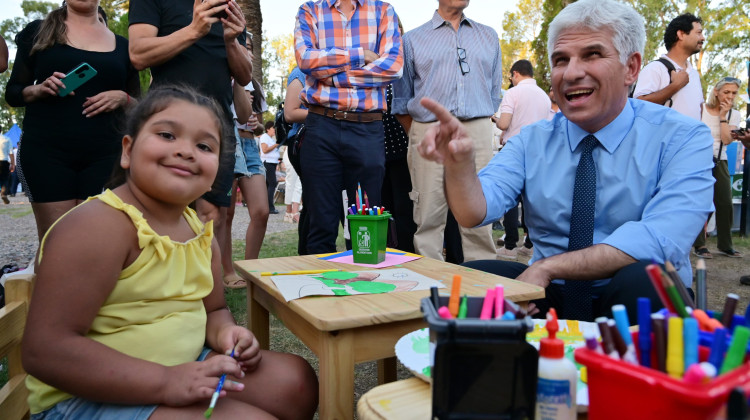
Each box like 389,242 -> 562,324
565,135 -> 598,321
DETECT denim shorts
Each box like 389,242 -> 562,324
240,135 -> 265,177
233,127 -> 251,177
30,348 -> 213,420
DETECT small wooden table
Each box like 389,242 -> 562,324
234,255 -> 544,420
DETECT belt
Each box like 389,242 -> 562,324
307,105 -> 383,122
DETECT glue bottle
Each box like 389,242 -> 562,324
535,308 -> 576,420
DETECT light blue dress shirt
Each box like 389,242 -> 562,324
478,99 -> 714,287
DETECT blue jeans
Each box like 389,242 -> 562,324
300,112 -> 385,253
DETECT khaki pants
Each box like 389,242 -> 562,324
407,118 -> 497,261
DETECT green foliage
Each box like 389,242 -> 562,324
531,0 -> 576,92
500,0 -> 543,86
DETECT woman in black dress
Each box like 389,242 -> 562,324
6,0 -> 139,243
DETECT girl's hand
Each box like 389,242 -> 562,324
217,325 -> 262,372
161,357 -> 245,406
34,72 -> 67,99
82,91 -> 128,117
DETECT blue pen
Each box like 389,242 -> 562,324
204,348 -> 236,418
707,328 -> 727,370
637,297 -> 652,367
684,317 -> 699,369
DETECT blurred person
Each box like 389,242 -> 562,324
0,126 -> 14,204
693,77 -> 743,258
548,87 -> 560,117
294,0 -> 403,253
0,35 -> 8,73
259,120 -> 280,215
393,0 -> 501,261
283,66 -> 309,251
282,147 -> 302,223
6,0 -> 139,243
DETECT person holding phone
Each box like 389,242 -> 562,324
5,1 -> 140,245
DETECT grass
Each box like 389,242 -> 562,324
0,206 -> 33,218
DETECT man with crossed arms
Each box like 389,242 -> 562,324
415,0 -> 713,322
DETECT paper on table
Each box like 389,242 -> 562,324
271,268 -> 444,301
316,248 -> 422,268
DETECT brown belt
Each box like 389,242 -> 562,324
307,104 -> 383,122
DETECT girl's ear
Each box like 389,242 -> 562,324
121,135 -> 134,170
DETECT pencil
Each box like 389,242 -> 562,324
261,269 -> 342,276
645,264 -> 675,313
665,261 -> 695,309
695,259 -> 707,311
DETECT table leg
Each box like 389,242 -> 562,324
247,283 -> 270,350
319,330 -> 355,420
377,356 -> 397,385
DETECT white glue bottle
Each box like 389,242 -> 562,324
535,308 -> 577,420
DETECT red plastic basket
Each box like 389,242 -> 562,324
575,346 -> 750,420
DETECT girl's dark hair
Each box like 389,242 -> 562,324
107,85 -> 231,188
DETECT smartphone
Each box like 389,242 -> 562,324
207,0 -> 229,19
58,62 -> 97,97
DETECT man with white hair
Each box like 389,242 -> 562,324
415,0 -> 714,322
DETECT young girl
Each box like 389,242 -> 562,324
22,86 -> 318,420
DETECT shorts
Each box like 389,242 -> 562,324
233,127 -> 251,177
240,135 -> 265,177
202,129 -> 237,208
30,348 -> 213,420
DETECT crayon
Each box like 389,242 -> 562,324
707,328 -> 727,371
637,298 -> 652,367
720,326 -> 750,375
646,264 -> 675,313
438,306 -> 454,319
494,285 -> 505,319
665,261 -> 695,309
480,287 -> 496,320
684,317 -> 699,370
667,316 -> 685,379
448,275 -> 462,318
364,191 -> 370,209
721,293 -> 740,329
596,317 -> 619,360
695,258 -> 707,311
357,183 -> 362,209
430,286 -> 440,310
652,314 -> 667,372
458,295 -> 469,319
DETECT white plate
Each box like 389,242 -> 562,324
394,328 -> 431,382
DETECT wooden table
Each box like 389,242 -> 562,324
234,255 -> 544,420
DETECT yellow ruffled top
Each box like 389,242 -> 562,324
27,189 -> 215,414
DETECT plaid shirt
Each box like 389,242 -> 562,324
294,0 -> 403,112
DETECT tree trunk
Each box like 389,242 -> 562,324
240,0 -> 263,84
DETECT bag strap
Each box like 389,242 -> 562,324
656,58 -> 676,108
718,109 -> 732,160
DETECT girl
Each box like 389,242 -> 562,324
6,0 -> 140,244
22,86 -> 318,420
693,77 -> 743,259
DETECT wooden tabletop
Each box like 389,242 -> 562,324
234,255 -> 544,331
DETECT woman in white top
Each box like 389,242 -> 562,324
693,77 -> 743,258
259,121 -> 280,214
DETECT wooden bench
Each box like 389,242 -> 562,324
0,274 -> 34,420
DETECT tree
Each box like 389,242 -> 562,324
240,0 -> 263,84
531,0 -> 576,92
500,0 -> 543,83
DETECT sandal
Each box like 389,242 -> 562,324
693,247 -> 713,259
718,248 -> 742,258
223,273 -> 247,289
283,212 -> 294,223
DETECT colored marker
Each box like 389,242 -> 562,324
646,264 -> 675,313
501,311 -> 516,320
744,301 -> 750,329
684,317 -> 699,370
638,298 -> 652,367
665,261 -> 695,309
683,363 -> 708,384
260,269 -> 342,276
692,309 -> 716,332
494,284 -> 505,319
721,293 -> 740,329
667,316 -> 685,379
584,331 -> 602,354
612,305 -> 638,364
458,295 -> 469,319
480,287 -> 496,320
707,328 -> 728,371
596,317 -> 619,360
652,313 -> 667,372
430,286 -> 440,310
720,325 -> 750,375
438,306 -> 454,319
204,348 -> 236,418
448,275 -> 462,318
695,258 -> 707,311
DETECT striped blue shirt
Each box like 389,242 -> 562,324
392,10 -> 502,121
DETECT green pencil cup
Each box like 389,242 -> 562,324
347,212 -> 390,264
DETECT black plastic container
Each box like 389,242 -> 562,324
421,296 -> 539,420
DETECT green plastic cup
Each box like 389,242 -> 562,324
347,212 -> 390,264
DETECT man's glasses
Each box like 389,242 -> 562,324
457,47 -> 470,76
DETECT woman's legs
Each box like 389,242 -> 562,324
714,161 -> 737,253
238,174 -> 269,259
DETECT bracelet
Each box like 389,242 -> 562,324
720,120 -> 727,123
